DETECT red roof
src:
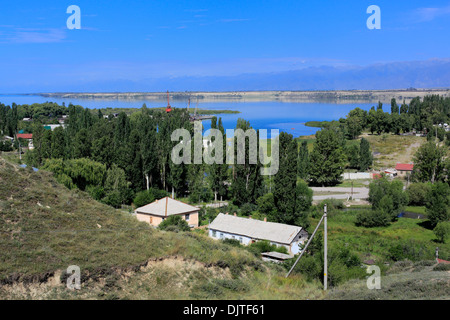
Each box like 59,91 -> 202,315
17,133 -> 33,139
395,163 -> 414,171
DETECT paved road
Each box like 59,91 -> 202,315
311,187 -> 369,201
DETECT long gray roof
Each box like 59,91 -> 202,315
209,213 -> 302,245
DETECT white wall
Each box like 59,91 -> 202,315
342,172 -> 372,180
209,229 -> 252,245
209,228 -> 299,254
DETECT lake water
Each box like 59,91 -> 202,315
0,94 -> 377,138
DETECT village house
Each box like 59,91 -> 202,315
16,133 -> 34,150
208,213 -> 308,255
395,163 -> 414,177
135,196 -> 199,228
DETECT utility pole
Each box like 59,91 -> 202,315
324,204 -> 327,290
286,204 -> 328,292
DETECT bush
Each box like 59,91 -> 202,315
407,183 -> 431,206
319,199 -> 345,211
433,263 -> 450,271
240,203 -> 257,216
369,177 -> 408,220
247,240 -> 288,256
355,209 -> 390,228
158,215 -> 190,232
86,185 -> 105,201
433,221 -> 450,243
222,238 -> 241,247
387,241 -> 432,262
0,140 -> 13,152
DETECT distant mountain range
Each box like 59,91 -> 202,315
5,58 -> 450,93
68,58 -> 450,93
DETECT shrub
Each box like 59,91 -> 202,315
0,140 -> 13,152
158,215 -> 190,232
388,241 -> 431,262
247,240 -> 288,256
319,199 -> 345,211
222,238 -> 241,247
369,177 -> 408,220
407,183 -> 431,206
433,263 -> 450,271
240,203 -> 257,216
86,185 -> 105,201
433,221 -> 450,243
355,209 -> 390,228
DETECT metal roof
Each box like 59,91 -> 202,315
261,252 -> 293,260
135,197 -> 199,217
209,213 -> 302,245
395,163 -> 414,171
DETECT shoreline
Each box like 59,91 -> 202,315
20,88 -> 450,104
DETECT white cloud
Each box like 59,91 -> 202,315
0,27 -> 66,43
412,5 -> 450,22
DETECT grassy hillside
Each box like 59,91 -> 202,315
0,154 -> 448,300
0,154 -> 324,299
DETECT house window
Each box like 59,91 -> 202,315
212,230 -> 217,237
185,214 -> 190,221
239,237 -> 243,243
220,233 -> 224,239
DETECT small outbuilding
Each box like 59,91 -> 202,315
395,163 -> 414,177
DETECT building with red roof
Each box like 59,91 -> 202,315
16,133 -> 33,140
16,133 -> 34,150
395,163 -> 414,177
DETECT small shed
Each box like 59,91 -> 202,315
395,163 -> 414,177
261,252 -> 293,263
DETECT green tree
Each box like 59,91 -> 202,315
273,132 -> 298,223
51,126 -> 66,159
73,128 -> 91,159
368,177 -> 408,221
256,193 -> 277,218
358,138 -> 373,171
297,140 -> 310,180
294,180 -> 313,228
426,182 -> 450,227
308,128 -> 346,186
231,119 -> 263,205
434,221 -> 450,243
406,182 -> 432,206
345,143 -> 360,169
103,164 -> 130,207
412,141 -> 447,183
391,98 -> 399,115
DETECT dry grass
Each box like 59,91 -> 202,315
362,133 -> 426,169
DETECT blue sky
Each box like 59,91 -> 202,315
1,0 -> 450,92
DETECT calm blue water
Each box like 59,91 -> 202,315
0,94 -> 377,138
